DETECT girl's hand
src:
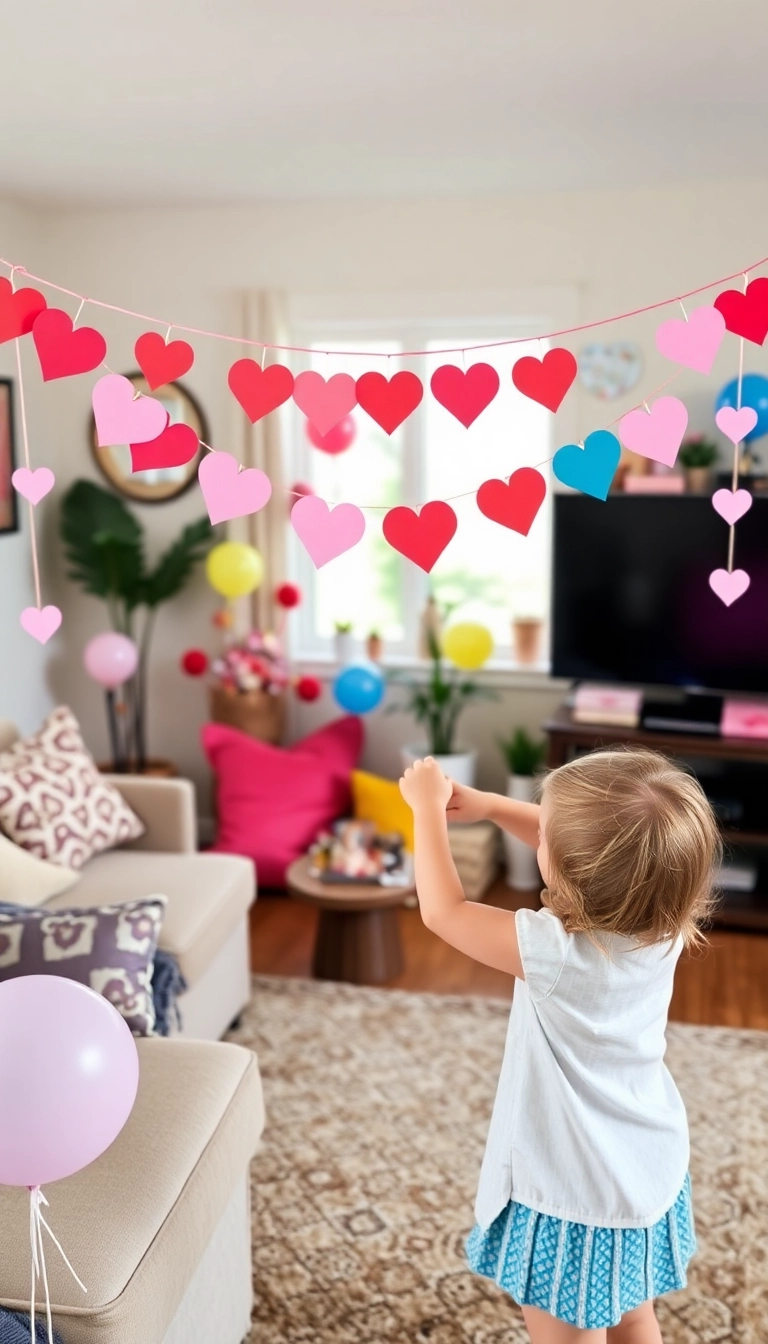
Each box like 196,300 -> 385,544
446,781 -> 489,824
399,758 -> 453,813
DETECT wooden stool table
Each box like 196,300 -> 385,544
286,855 -> 414,985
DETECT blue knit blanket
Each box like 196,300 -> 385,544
151,947 -> 187,1036
0,1310 -> 63,1343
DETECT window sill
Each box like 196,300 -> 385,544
295,653 -> 570,693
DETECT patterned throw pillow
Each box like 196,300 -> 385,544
0,896 -> 166,1036
0,706 -> 144,869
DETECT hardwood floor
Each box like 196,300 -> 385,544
250,878 -> 768,1030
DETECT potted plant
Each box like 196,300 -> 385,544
61,479 -> 213,773
208,631 -> 290,745
366,629 -> 383,662
512,612 -> 544,665
333,620 -> 355,665
389,631 -> 496,786
679,436 -> 718,493
498,728 -> 546,889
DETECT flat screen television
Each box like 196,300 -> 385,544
551,494 -> 768,693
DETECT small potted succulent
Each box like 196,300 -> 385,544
333,620 -> 355,665
679,436 -> 718,494
366,629 -> 383,662
498,728 -> 547,889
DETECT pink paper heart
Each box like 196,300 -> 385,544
618,396 -> 689,467
12,466 -> 55,505
291,494 -> 365,568
709,568 -> 750,606
20,605 -> 62,644
715,405 -> 758,446
92,374 -> 169,447
198,451 -> 272,525
293,371 -> 357,437
655,305 -> 726,375
712,488 -> 753,525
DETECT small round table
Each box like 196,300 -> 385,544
286,855 -> 414,985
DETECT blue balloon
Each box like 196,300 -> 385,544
332,662 -> 385,715
715,373 -> 768,443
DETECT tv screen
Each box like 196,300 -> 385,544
551,494 -> 768,693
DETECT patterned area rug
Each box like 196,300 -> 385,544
229,976 -> 768,1343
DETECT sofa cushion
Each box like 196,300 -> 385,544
46,850 -> 254,986
0,1037 -> 264,1344
0,833 -> 78,906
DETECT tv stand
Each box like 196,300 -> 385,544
544,704 -> 768,933
640,691 -> 723,736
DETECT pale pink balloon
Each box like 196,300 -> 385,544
0,975 -> 139,1187
83,632 -> 139,689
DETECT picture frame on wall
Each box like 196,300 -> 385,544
0,378 -> 18,536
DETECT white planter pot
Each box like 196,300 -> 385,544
503,774 -> 541,890
333,631 -> 355,665
400,745 -> 477,787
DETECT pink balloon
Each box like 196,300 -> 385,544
306,414 -> 357,455
83,632 -> 139,689
0,976 -> 139,1187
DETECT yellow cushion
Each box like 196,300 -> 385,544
351,770 -> 415,851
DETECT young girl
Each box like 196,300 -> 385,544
399,748 -> 720,1344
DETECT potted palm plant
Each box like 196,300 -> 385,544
61,479 -> 213,773
498,728 -> 546,888
389,631 -> 496,786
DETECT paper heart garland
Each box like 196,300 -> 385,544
130,423 -> 199,472
293,371 -> 357,437
198,451 -> 272,525
291,494 -> 366,568
618,396 -> 688,467
552,430 -> 621,501
11,466 -> 55,505
135,332 -> 194,389
382,500 -> 457,572
476,468 -> 547,536
712,488 -> 753,525
655,305 -> 726,375
511,348 -> 577,412
20,605 -> 62,644
355,371 -> 423,434
714,277 -> 768,345
430,363 -> 499,427
32,308 -> 107,381
0,277 -> 47,344
709,568 -> 750,606
228,360 -> 295,423
92,374 -> 169,447
715,406 -> 758,445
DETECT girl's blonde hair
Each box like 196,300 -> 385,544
541,748 -> 721,949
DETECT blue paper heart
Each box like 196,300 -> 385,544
552,430 -> 621,501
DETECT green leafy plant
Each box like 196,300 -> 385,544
498,728 -> 547,777
679,436 -> 718,469
61,479 -> 213,768
334,620 -> 353,633
387,629 -> 497,756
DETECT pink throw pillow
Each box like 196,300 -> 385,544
202,716 -> 363,887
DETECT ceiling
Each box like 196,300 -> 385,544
3,0 -> 768,205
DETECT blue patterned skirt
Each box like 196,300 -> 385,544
465,1174 -> 695,1330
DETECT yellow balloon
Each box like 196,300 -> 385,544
206,542 -> 264,599
442,622 -> 493,670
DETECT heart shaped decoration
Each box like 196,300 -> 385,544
715,406 -> 758,445
11,466 -> 55,505
655,305 -> 726,375
552,430 -> 621,501
712,488 -> 753,525
20,605 -> 62,644
130,423 -> 199,472
430,363 -> 500,427
476,468 -> 547,536
619,396 -> 689,467
198,451 -> 272,525
356,371 -> 423,434
92,374 -> 169,447
511,348 -> 577,412
293,371 -> 357,437
228,360 -> 295,423
714,278 -> 768,345
291,494 -> 366,568
382,500 -> 457,572
0,277 -> 47,344
32,308 -> 107,381
709,568 -> 750,606
135,332 -> 195,389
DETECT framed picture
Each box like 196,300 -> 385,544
90,373 -> 207,505
0,378 -> 18,535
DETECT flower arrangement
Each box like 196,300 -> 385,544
210,631 -> 290,696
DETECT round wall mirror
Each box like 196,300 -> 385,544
91,374 -> 207,504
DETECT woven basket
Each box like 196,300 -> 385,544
208,686 -> 285,744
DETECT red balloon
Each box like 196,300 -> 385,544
275,582 -> 302,609
306,415 -> 356,455
296,675 -> 322,703
181,649 -> 208,677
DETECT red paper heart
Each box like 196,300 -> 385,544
135,332 -> 194,389
228,360 -> 294,422
511,348 -> 577,413
0,277 -> 47,344
356,371 -> 423,434
714,277 -> 768,345
476,468 -> 547,536
430,363 -> 500,427
32,309 -> 107,381
382,500 -> 457,572
130,423 -> 200,472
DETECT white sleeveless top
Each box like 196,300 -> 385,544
474,907 -> 689,1230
